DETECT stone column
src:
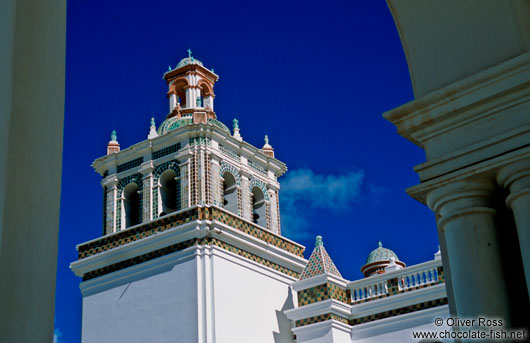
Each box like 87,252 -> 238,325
427,179 -> 512,326
102,177 -> 118,234
179,158 -> 190,209
169,92 -> 177,112
498,158 -> 530,298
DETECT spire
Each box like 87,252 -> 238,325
107,130 -> 120,155
148,117 -> 158,140
262,134 -> 274,158
232,118 -> 242,141
299,235 -> 342,280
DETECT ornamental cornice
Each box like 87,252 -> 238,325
101,176 -> 119,188
284,299 -> 352,322
383,52 -> 530,147
164,64 -> 218,83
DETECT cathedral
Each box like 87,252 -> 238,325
70,54 -> 450,343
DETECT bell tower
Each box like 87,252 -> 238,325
71,52 -> 306,343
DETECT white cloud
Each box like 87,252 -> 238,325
279,168 -> 364,240
54,328 -> 64,343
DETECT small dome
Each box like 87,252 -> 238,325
365,241 -> 400,264
175,57 -> 203,69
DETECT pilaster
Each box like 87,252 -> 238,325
240,172 -> 251,221
210,155 -> 222,207
102,177 -> 118,234
139,163 -> 154,222
268,189 -> 280,235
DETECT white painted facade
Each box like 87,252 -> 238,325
72,213 -> 305,343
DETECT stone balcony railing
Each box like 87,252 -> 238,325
348,258 -> 444,304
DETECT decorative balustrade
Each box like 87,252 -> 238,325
219,144 -> 240,161
348,259 -> 443,303
248,160 -> 267,175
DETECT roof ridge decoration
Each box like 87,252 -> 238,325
299,235 -> 342,280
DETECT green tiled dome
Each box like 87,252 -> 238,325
176,57 -> 203,69
158,117 -> 193,135
365,241 -> 400,264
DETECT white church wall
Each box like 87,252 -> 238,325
293,321 -> 352,343
211,247 -> 297,343
351,305 -> 450,343
81,256 -> 198,343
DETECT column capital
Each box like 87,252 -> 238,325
138,162 -> 154,176
426,178 -> 494,217
497,158 -> 530,207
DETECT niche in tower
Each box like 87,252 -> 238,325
222,172 -> 238,215
123,183 -> 140,228
159,169 -> 179,215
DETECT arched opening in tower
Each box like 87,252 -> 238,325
251,186 -> 266,227
170,78 -> 188,108
159,170 -> 179,215
123,183 -> 140,228
222,172 -> 238,215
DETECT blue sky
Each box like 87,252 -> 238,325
56,1 -> 439,341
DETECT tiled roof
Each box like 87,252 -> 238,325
299,236 -> 342,280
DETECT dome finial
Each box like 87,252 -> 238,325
187,48 -> 193,59
315,235 -> 323,247
378,240 -> 382,248
233,118 -> 239,130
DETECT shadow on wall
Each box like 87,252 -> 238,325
273,287 -> 295,343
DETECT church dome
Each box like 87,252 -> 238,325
365,241 -> 400,264
175,57 -> 203,69
157,116 -> 194,135
361,241 -> 405,277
